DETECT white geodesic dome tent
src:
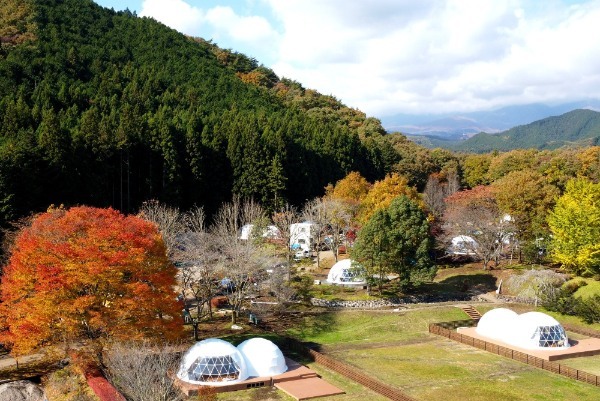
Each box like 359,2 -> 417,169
326,259 -> 367,286
476,309 -> 570,350
237,338 -> 287,377
448,235 -> 478,255
475,307 -> 518,341
511,311 -> 570,349
177,339 -> 248,385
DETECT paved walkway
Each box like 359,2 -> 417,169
0,353 -> 45,370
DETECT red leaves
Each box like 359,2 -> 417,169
0,206 -> 183,356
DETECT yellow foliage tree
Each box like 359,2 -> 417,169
357,173 -> 422,224
548,179 -> 600,275
325,171 -> 371,204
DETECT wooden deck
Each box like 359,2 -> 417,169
176,357 -> 344,400
457,326 -> 600,361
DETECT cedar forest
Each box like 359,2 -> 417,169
2,0 -> 600,366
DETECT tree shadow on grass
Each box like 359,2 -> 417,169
418,273 -> 498,301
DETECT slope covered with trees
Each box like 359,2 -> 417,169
454,109 -> 600,153
0,0 -> 394,226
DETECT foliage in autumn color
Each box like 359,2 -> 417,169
358,173 -> 423,224
0,206 -> 183,356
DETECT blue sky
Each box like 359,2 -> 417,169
93,1 -> 600,118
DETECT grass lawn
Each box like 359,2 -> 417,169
287,307 -> 600,401
570,278 -> 600,299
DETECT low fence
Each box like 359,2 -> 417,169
563,324 -> 600,339
282,338 -> 417,401
429,322 -> 600,387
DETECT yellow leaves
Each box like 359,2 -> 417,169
325,171 -> 371,204
0,0 -> 37,48
548,179 -> 600,275
357,173 -> 422,224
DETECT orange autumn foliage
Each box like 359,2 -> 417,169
0,206 -> 183,356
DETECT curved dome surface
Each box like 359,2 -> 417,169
476,308 -> 518,341
476,309 -> 569,350
177,338 -> 248,385
237,338 -> 287,377
326,259 -> 367,285
511,312 -> 569,349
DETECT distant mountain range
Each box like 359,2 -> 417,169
381,100 -> 600,139
381,102 -> 600,152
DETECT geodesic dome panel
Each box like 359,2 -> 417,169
511,312 -> 570,349
476,308 -> 518,341
177,338 -> 248,385
237,338 -> 287,377
326,259 -> 367,285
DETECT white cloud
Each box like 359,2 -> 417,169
266,0 -> 600,116
139,0 -> 204,34
136,0 -> 600,117
140,0 -> 278,53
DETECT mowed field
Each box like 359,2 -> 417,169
281,306 -> 600,401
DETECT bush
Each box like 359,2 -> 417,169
289,275 -> 313,302
43,366 -> 98,401
575,295 -> 600,324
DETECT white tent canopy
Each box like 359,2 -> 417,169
448,235 -> 478,255
476,309 -> 569,350
475,307 -> 518,341
177,339 -> 249,385
326,259 -> 367,286
237,338 -> 287,377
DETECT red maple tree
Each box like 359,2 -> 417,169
0,206 -> 183,356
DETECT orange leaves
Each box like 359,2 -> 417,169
0,206 -> 183,356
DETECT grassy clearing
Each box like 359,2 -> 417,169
288,307 -> 600,401
287,307 -> 467,345
310,284 -> 379,301
559,355 -> 600,375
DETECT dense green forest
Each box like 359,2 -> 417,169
0,0 -> 400,225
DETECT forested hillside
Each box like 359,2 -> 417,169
0,0 -> 396,225
454,109 -> 600,153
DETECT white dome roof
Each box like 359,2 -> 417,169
511,312 -> 569,349
476,308 -> 518,341
177,339 -> 248,385
326,259 -> 367,285
476,309 -> 569,350
237,338 -> 287,377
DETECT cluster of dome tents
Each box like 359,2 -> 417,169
475,308 -> 570,349
177,338 -> 287,385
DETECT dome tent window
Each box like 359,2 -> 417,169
177,338 -> 249,385
326,259 -> 367,286
537,325 -> 568,348
187,355 -> 243,382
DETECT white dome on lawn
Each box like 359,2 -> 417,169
326,259 -> 366,286
476,309 -> 569,350
177,338 -> 248,385
237,338 -> 287,377
511,312 -> 569,349
475,308 -> 518,341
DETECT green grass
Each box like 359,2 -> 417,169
559,355 -> 600,376
286,307 -> 467,345
310,284 -> 379,301
287,307 -> 600,401
571,278 -> 600,299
